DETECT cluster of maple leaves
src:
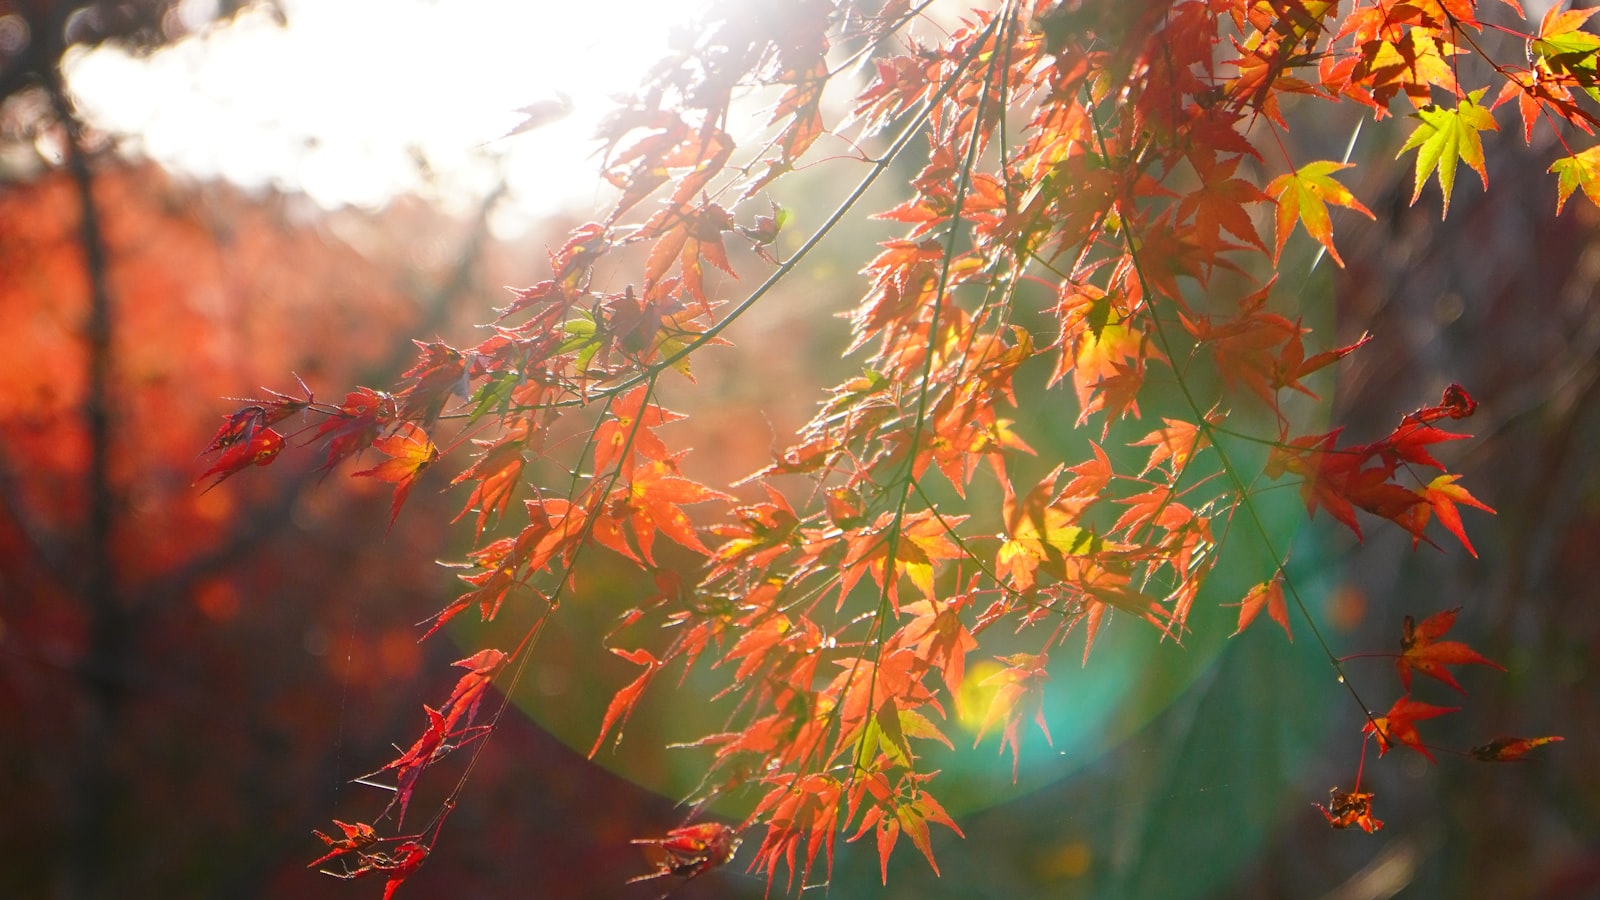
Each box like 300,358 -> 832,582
196,0 -> 1573,894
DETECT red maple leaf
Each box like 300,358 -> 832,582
397,341 -> 469,424
365,650 -> 504,825
307,820 -> 379,870
1397,607 -> 1505,693
628,821 -> 741,884
195,426 -> 284,491
316,387 -> 396,472
1364,695 -> 1459,762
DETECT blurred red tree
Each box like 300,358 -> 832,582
0,158 -> 706,899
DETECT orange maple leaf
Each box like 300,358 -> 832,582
1415,475 -> 1495,558
1231,575 -> 1291,641
590,647 -> 660,757
354,423 -> 439,527
623,458 -> 733,564
450,426 -> 530,535
592,385 -> 685,474
974,652 -> 1052,779
1267,160 -> 1374,266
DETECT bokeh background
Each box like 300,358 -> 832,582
1,1 -> 1594,898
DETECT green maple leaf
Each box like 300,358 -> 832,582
1399,89 -> 1498,218
1550,146 -> 1600,214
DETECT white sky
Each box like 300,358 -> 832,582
63,0 -> 711,230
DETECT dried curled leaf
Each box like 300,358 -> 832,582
1317,787 -> 1383,833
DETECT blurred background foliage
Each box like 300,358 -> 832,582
0,1 -> 1594,898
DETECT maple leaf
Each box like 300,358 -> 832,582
838,511 -> 965,610
893,783 -> 963,878
747,772 -> 842,890
1416,474 -> 1495,557
642,202 -> 736,314
1176,150 -> 1269,256
1061,441 -> 1113,498
629,821 -> 741,884
205,376 -> 314,455
1231,575 -> 1291,640
1364,695 -> 1459,762
1399,89 -> 1497,219
424,538 -> 521,639
376,841 -> 428,900
1343,20 -> 1460,109
204,406 -> 268,456
719,613 -> 792,684
397,340 -> 470,424
1398,607 -> 1504,693
362,655 -> 505,825
1267,160 -> 1374,266
1549,146 -> 1600,214
354,423 -> 439,527
1365,412 -> 1469,477
1495,64 -> 1598,145
1469,735 -> 1563,762
898,596 -> 977,697
440,648 -> 508,734
316,387 -> 396,472
592,385 -> 685,475
1268,403 -> 1487,545
607,458 -> 732,565
996,467 -> 1091,591
1533,3 -> 1600,105
847,770 -> 962,884
590,647 -> 660,756
450,426 -> 530,535
1277,330 -> 1372,398
1268,430 -> 1410,539
376,704 -> 447,826
493,92 -> 574,140
1182,283 -> 1323,411
307,820 -> 379,870
195,425 -> 284,491
974,652 -> 1052,779
1131,417 -> 1211,476
739,58 -> 829,201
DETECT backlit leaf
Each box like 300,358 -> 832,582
1399,89 -> 1498,218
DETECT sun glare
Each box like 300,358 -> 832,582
63,0 -> 711,226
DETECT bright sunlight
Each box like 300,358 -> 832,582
63,0 -> 709,226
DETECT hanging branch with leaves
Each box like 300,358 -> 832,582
200,0 -> 1572,894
